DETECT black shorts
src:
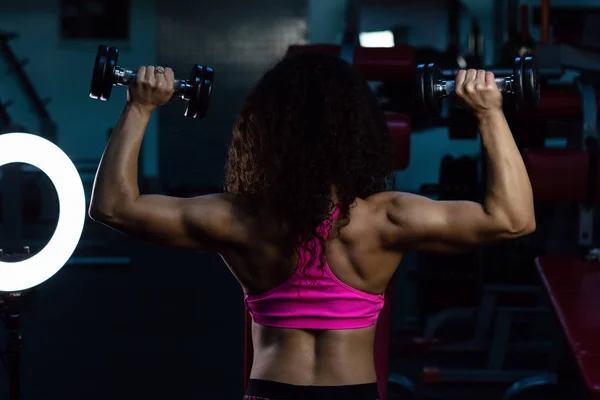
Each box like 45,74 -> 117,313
244,379 -> 380,400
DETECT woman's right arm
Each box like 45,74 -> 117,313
378,70 -> 535,253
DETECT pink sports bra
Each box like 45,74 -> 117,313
244,205 -> 385,330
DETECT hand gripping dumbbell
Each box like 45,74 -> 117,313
89,45 -> 214,119
416,56 -> 539,117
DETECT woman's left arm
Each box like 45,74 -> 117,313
89,67 -> 246,251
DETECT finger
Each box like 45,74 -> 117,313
475,70 -> 487,91
485,71 -> 496,87
144,66 -> 155,82
455,70 -> 467,89
455,70 -> 467,97
154,68 -> 168,89
463,69 -> 477,94
135,67 -> 147,85
463,69 -> 477,86
476,70 -> 487,85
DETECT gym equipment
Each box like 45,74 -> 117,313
500,80 -> 600,397
525,81 -> 598,246
502,374 -> 559,400
498,2 -> 537,67
439,65 -> 562,83
387,373 -> 416,400
523,81 -> 600,248
537,255 -> 600,399
0,32 -> 57,143
416,56 -> 540,117
410,150 -> 560,386
286,44 -> 416,81
524,149 -> 593,202
89,45 -> 214,119
417,291 -> 557,386
386,113 -> 411,171
403,244 -> 558,384
526,86 -> 600,120
418,284 -> 549,342
417,291 -> 556,382
423,351 -> 553,384
463,21 -> 484,69
405,66 -> 600,397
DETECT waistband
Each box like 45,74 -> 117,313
245,379 -> 380,400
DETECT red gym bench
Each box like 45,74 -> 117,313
525,122 -> 600,398
536,255 -> 600,399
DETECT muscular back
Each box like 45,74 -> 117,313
220,197 -> 403,386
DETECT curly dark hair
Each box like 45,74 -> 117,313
225,52 -> 394,267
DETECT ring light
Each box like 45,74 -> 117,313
0,133 -> 86,292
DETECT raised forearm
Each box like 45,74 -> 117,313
479,110 -> 534,232
90,103 -> 152,217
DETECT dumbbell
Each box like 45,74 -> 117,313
89,45 -> 214,119
416,56 -> 539,117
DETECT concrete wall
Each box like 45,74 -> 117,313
0,0 -> 158,178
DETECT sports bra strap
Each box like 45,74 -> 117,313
318,204 -> 341,238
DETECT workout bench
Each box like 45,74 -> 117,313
505,79 -> 600,399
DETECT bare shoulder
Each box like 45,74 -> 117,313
362,191 -> 426,243
189,193 -> 261,243
364,191 -> 534,253
208,194 -> 289,250
366,191 -> 418,207
364,191 -> 425,220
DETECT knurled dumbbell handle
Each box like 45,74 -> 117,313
441,68 -> 516,77
440,66 -> 561,80
436,77 -> 512,98
112,66 -> 192,98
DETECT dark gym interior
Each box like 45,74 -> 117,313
1,0 -> 600,399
